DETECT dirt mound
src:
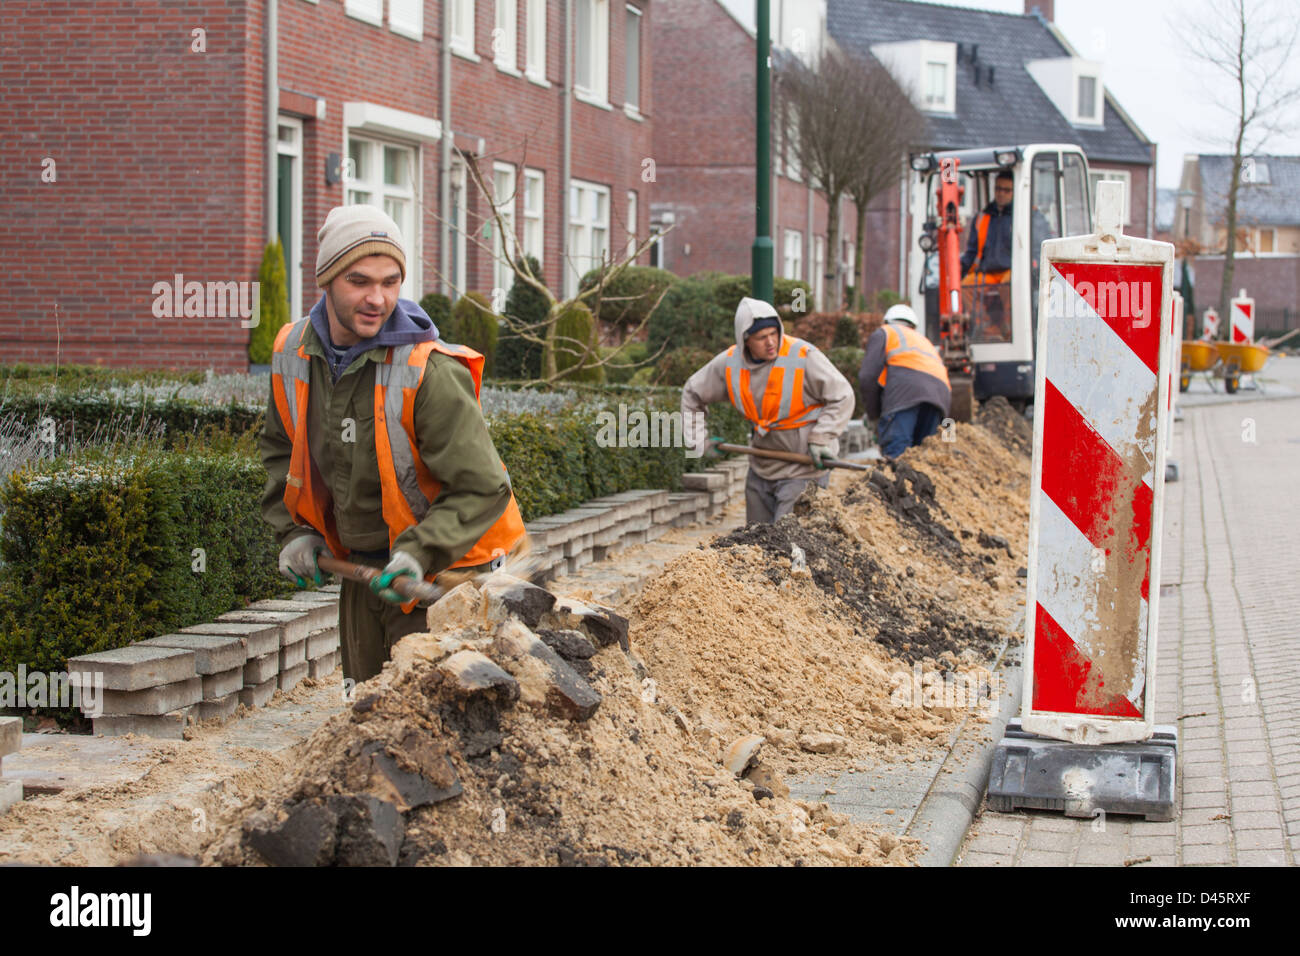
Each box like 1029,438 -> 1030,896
976,395 -> 1033,458
200,581 -> 917,866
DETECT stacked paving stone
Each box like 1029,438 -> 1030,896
526,462 -> 749,581
66,585 -> 343,738
0,716 -> 21,814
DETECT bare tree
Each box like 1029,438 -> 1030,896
844,63 -> 923,311
777,47 -> 884,309
410,146 -> 672,384
1175,0 -> 1300,318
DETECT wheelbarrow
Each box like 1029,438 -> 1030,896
1179,340 -> 1220,392
1215,341 -> 1272,394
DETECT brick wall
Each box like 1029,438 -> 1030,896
1190,255 -> 1300,334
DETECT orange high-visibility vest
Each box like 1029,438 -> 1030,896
876,322 -> 952,389
723,334 -> 825,436
963,211 -> 1011,286
271,318 -> 526,611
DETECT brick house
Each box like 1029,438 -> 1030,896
649,0 -> 855,312
0,0 -> 652,371
827,0 -> 1158,309
1175,154 -> 1300,335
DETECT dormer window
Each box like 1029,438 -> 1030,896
871,39 -> 956,114
1027,56 -> 1104,128
1076,72 -> 1101,124
925,61 -> 949,109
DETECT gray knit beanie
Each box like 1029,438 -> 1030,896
315,205 -> 407,288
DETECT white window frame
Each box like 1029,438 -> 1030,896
1088,169 -> 1131,226
451,0 -> 478,60
924,60 -> 948,110
575,0 -> 610,107
1075,71 -> 1102,124
566,178 -> 610,296
625,189 -> 637,259
345,0 -> 383,27
522,168 -> 545,264
494,0 -> 519,74
525,0 -> 548,84
624,4 -> 642,114
783,228 -> 803,281
449,157 -> 468,296
344,133 -> 420,301
276,116 -> 304,322
492,161 -> 518,297
388,0 -> 423,39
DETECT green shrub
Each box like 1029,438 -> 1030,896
833,314 -> 862,348
450,292 -> 499,374
628,366 -> 658,386
419,292 -> 453,337
0,448 -> 285,680
826,346 -> 866,418
874,289 -> 905,312
656,347 -> 713,387
0,364 -> 206,392
546,302 -> 603,383
0,391 -> 264,448
704,273 -> 815,315
249,238 -> 291,365
579,266 -> 678,337
599,340 -> 651,384
498,257 -> 548,380
648,277 -> 733,356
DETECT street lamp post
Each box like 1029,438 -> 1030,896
752,0 -> 774,303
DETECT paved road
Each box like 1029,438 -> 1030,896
958,356 -> 1300,866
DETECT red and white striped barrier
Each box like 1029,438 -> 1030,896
1202,308 -> 1219,341
1230,289 -> 1254,344
1023,181 -> 1174,745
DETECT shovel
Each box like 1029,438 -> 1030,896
716,442 -> 873,472
316,542 -> 543,605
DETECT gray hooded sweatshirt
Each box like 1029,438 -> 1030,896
681,298 -> 855,481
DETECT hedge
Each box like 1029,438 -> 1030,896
0,391 -> 264,449
0,448 -> 287,679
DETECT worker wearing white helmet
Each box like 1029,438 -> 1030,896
858,304 -> 952,460
682,297 -> 855,524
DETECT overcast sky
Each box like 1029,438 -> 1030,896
719,0 -> 1300,189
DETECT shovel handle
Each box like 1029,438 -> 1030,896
716,442 -> 872,472
316,555 -> 444,603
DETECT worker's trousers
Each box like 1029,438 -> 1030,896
337,552 -> 430,685
744,468 -> 830,524
877,402 -> 945,459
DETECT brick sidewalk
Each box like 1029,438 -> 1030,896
958,394 -> 1300,866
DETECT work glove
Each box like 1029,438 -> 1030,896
279,533 -> 327,589
808,443 -> 833,470
701,435 -> 726,460
370,550 -> 424,605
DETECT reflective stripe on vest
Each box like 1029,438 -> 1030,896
876,322 -> 952,389
270,320 -> 527,611
724,335 -> 825,436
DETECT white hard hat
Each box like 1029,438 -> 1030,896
883,304 -> 919,328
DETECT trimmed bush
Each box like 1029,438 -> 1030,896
249,238 -> 291,365
579,266 -> 678,339
0,364 -> 206,392
420,292 -> 453,338
450,292 -> 499,374
547,302 -> 604,383
599,340 -> 650,384
656,347 -> 713,387
827,346 -> 866,418
497,257 -> 548,380
648,276 -> 733,356
833,314 -> 862,348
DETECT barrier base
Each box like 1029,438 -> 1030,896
986,718 -> 1178,822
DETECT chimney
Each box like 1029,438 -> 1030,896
1026,1 -> 1054,20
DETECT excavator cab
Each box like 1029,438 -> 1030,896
908,144 -> 1092,418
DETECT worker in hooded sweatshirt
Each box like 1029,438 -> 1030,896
681,297 -> 855,524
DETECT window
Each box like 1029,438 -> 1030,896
451,0 -> 476,55
625,5 -> 641,111
389,0 -> 423,38
449,158 -> 468,296
492,162 -> 518,296
575,0 -> 610,104
924,61 -> 948,109
522,168 -> 545,263
567,179 -> 610,295
1257,228 -> 1276,254
1088,169 -> 1132,225
784,118 -> 801,180
345,135 -> 418,300
525,0 -> 546,81
783,229 -> 803,281
494,0 -> 518,71
1062,152 -> 1090,237
626,189 -> 637,258
1076,74 -> 1100,123
345,0 -> 383,26
813,236 -> 825,309
276,118 -> 304,322
1243,160 -> 1271,185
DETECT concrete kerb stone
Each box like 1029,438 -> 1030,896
67,646 -> 197,693
288,590 -> 339,606
198,691 -> 240,723
308,651 -> 339,680
94,706 -> 197,740
136,633 -> 247,675
99,677 -> 204,717
0,716 -> 21,758
180,621 -> 281,659
0,778 -> 22,815
247,598 -> 336,632
563,532 -> 595,558
682,472 -> 726,492
239,677 -> 278,709
243,653 -> 279,686
280,640 -> 307,671
216,609 -> 310,647
279,660 -> 309,692
910,640 -> 1022,867
306,628 -> 340,660
201,667 -> 244,701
